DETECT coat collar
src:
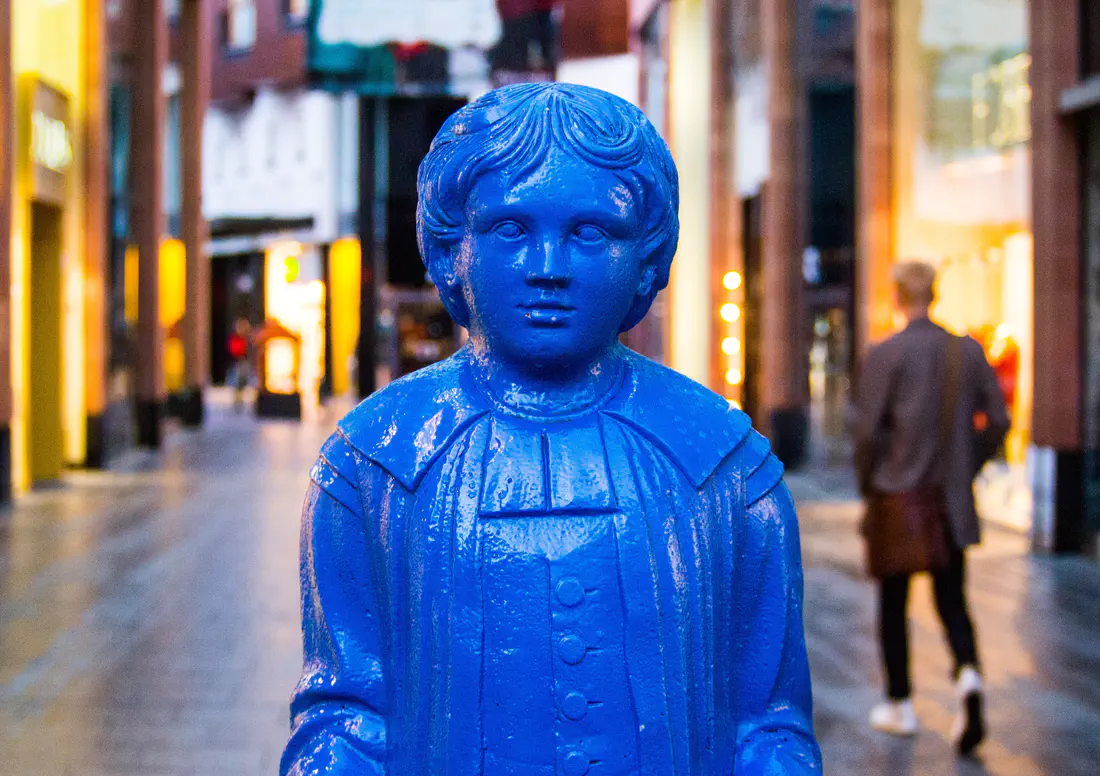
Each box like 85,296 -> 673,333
338,347 -> 752,492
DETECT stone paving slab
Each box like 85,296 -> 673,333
0,404 -> 1096,775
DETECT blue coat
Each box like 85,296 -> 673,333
281,348 -> 821,775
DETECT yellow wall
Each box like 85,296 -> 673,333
160,238 -> 186,393
667,0 -> 712,386
328,237 -> 361,396
12,0 -> 89,489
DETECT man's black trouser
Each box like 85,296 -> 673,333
879,547 -> 979,699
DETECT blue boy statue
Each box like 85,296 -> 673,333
282,83 -> 821,775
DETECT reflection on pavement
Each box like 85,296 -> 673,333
0,397 -> 1097,775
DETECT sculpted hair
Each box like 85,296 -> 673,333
416,82 -> 680,330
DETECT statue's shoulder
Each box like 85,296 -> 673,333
336,351 -> 488,490
604,351 -> 754,487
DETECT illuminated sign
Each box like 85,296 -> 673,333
31,110 -> 73,173
971,53 -> 1031,151
28,79 -> 73,205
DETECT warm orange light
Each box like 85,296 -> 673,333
722,271 -> 743,290
720,303 -> 741,323
725,368 -> 743,386
721,337 -> 741,355
124,244 -> 139,325
265,338 -> 298,395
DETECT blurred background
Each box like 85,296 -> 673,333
2,0 -> 1098,552
0,1 -> 1098,774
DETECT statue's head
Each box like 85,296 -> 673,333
417,82 -> 679,374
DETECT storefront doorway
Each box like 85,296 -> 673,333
1082,109 -> 1100,543
210,252 -> 264,386
27,202 -> 64,484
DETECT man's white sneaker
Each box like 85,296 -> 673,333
952,666 -> 986,756
869,699 -> 918,736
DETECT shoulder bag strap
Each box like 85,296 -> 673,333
935,335 -> 962,483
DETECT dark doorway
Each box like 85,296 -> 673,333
103,83 -> 135,464
27,203 -> 65,484
210,253 -> 264,385
1082,109 -> 1100,543
385,97 -> 467,286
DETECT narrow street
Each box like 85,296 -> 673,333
0,403 -> 1097,776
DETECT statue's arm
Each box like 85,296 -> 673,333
731,433 -> 822,774
280,433 -> 387,776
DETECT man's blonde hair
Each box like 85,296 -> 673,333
892,260 -> 936,308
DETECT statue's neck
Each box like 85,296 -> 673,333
470,344 -> 625,420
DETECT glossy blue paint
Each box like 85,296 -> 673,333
282,83 -> 821,775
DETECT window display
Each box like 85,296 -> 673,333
892,0 -> 1032,466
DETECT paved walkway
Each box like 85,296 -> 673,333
0,402 -> 1096,775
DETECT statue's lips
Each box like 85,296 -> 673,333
518,302 -> 575,326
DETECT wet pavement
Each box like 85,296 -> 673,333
0,400 -> 1097,775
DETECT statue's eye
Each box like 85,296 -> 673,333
491,221 -> 525,240
573,225 -> 607,243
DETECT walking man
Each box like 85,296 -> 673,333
854,260 -> 1010,755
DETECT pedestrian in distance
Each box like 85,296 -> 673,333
227,317 -> 252,412
854,260 -> 1010,756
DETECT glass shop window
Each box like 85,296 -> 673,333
286,0 -> 310,26
225,0 -> 257,52
1085,0 -> 1100,77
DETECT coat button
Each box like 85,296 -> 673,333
555,577 -> 585,607
561,690 -> 588,720
558,633 -> 586,664
562,749 -> 589,776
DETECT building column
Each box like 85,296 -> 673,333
0,0 -> 12,503
356,97 -> 379,399
855,0 -> 893,357
709,0 -> 743,400
760,0 -> 808,467
667,0 -> 713,387
1030,0 -> 1088,553
179,0 -> 211,426
84,0 -> 109,467
132,0 -> 167,447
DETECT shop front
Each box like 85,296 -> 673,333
1085,108 -> 1100,548
887,0 -> 1033,529
257,240 -> 327,418
9,0 -> 99,492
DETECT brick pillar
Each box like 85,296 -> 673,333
132,0 -> 167,447
0,0 -> 12,502
855,0 -> 893,358
84,0 -> 109,467
1029,0 -> 1087,553
179,0 -> 212,427
760,0 -> 808,467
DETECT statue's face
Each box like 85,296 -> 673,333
456,150 -> 648,372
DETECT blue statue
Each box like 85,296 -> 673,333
282,83 -> 821,776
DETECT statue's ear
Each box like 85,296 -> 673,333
620,263 -> 659,333
637,263 -> 657,299
619,234 -> 673,333
426,244 -> 471,328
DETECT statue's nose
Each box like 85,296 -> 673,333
525,238 -> 571,286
